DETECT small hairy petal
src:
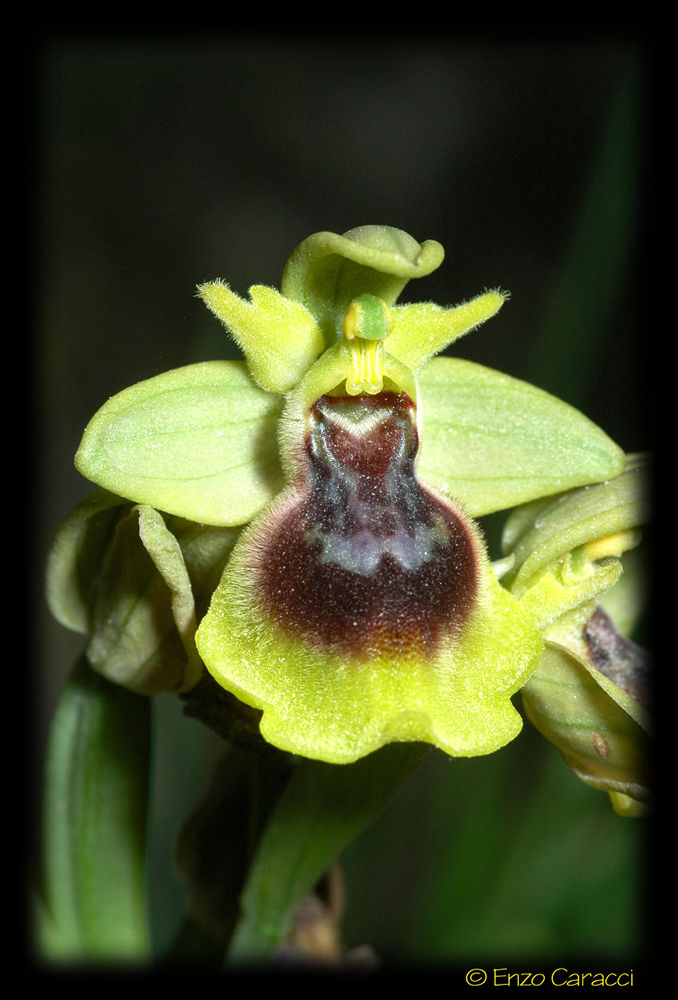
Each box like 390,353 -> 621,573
198,283 -> 325,393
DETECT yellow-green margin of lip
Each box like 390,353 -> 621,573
194,323 -> 544,765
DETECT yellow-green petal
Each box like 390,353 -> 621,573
388,291 -> 508,371
75,361 -> 283,526
197,283 -> 325,393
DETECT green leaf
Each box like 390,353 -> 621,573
227,744 -> 428,963
75,361 -> 283,526
416,356 -> 625,517
41,656 -> 151,963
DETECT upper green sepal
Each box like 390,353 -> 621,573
416,357 -> 626,517
75,360 -> 283,526
281,226 -> 445,340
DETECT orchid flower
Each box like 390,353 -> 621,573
49,226 -> 627,765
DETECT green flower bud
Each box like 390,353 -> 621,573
502,455 -> 651,814
520,606 -> 650,817
47,491 -> 239,694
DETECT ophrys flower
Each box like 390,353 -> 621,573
66,226 -> 625,763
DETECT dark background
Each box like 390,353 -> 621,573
33,34 -> 648,969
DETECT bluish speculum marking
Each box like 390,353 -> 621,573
256,392 -> 479,660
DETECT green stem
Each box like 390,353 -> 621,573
40,654 -> 152,964
227,743 -> 429,964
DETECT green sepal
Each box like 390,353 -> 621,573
416,356 -> 626,517
281,226 -> 445,341
75,360 -> 283,526
40,655 -> 151,963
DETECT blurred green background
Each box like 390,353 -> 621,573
33,35 -> 648,971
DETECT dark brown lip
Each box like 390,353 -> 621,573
252,392 -> 479,662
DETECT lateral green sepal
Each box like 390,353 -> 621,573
416,356 -> 626,516
75,360 -> 283,526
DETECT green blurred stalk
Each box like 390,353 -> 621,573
227,743 -> 429,964
38,655 -> 152,964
